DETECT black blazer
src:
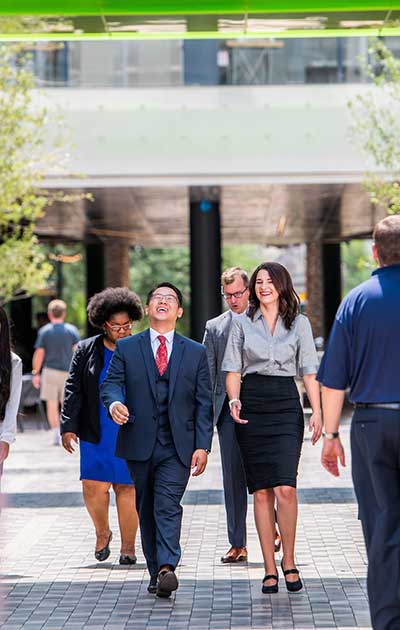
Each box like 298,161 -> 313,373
61,334 -> 105,443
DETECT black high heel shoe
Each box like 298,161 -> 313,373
280,560 -> 303,592
262,574 -> 279,594
119,554 -> 137,565
95,531 -> 112,561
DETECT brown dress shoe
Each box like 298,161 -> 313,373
274,533 -> 282,553
220,546 -> 248,563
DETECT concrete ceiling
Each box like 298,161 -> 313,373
36,182 -> 383,247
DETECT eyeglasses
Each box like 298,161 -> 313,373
105,322 -> 133,332
150,293 -> 179,305
221,287 -> 248,301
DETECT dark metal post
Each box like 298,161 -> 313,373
85,238 -> 105,336
322,242 -> 342,337
190,187 -> 222,342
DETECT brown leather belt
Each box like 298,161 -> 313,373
354,403 -> 400,410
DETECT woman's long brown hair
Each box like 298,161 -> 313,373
247,262 -> 300,330
0,306 -> 12,421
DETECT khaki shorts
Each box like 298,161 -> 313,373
40,368 -> 68,403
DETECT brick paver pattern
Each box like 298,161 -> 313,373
0,416 -> 371,630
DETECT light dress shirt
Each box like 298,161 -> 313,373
0,353 -> 23,445
149,328 -> 175,361
109,328 -> 175,415
222,310 -> 319,378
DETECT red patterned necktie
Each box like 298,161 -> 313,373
156,335 -> 168,376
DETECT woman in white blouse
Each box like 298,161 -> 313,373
223,262 -> 322,594
0,306 -> 23,479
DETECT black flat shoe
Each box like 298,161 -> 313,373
119,554 -> 137,565
280,560 -> 303,592
262,574 -> 279,594
148,576 -> 157,594
156,568 -> 178,598
95,531 -> 112,562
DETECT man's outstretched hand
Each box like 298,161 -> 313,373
191,449 -> 208,476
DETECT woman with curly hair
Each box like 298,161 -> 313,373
61,288 -> 143,564
222,262 -> 322,594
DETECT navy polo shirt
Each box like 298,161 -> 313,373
317,264 -> 400,403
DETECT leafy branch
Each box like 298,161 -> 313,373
349,39 -> 400,215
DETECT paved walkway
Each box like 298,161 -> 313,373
0,416 -> 371,630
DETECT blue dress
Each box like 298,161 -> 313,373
80,346 -> 132,484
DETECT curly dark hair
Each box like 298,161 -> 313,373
0,306 -> 12,422
247,262 -> 300,330
87,287 -> 144,329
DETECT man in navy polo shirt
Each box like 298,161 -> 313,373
317,215 -> 400,630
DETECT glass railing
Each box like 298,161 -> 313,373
8,36 -> 400,88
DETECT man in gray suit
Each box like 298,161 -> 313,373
203,267 -> 250,563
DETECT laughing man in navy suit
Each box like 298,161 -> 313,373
101,282 -> 213,598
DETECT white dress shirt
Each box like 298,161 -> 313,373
109,328 -> 175,415
149,328 -> 175,361
0,352 -> 23,445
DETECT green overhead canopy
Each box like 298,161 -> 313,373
1,1 -> 400,40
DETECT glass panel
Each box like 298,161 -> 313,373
17,36 -> 400,88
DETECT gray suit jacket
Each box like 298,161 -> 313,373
203,310 -> 233,425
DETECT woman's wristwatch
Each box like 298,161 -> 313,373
228,398 -> 241,410
323,431 -> 340,440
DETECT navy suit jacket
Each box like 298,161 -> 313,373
100,329 -> 214,467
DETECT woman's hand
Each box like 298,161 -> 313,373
230,401 -> 248,425
62,432 -> 79,454
0,441 -> 10,464
308,411 -> 322,445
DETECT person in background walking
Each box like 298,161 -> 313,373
61,288 -> 143,564
318,215 -> 400,630
0,306 -> 23,488
32,300 -> 80,445
223,262 -> 322,594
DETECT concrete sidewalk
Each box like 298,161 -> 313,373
0,418 -> 370,630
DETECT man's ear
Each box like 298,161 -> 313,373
177,307 -> 184,319
372,242 -> 380,265
144,305 -> 149,316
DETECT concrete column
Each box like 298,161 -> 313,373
190,187 -> 221,342
104,239 -> 130,288
306,240 -> 342,341
306,240 -> 324,339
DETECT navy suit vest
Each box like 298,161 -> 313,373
154,360 -> 172,446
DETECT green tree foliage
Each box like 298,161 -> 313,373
32,243 -> 87,334
0,43 -> 52,302
129,244 -> 262,336
130,246 -> 191,335
341,239 -> 375,298
349,39 -> 400,215
0,43 -> 87,304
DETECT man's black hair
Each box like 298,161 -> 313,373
146,282 -> 183,307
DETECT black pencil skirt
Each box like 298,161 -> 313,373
236,373 -> 304,494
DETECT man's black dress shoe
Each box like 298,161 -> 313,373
156,568 -> 178,598
147,576 -> 157,594
95,531 -> 112,562
119,554 -> 137,565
